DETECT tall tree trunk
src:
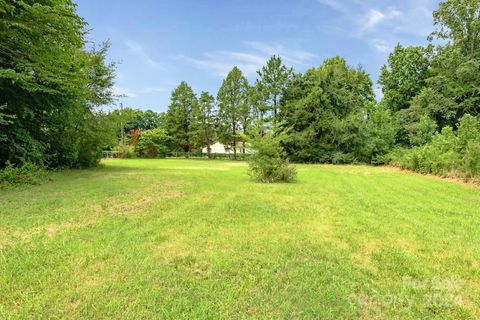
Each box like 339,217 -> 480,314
232,119 -> 237,160
273,96 -> 277,125
242,126 -> 247,154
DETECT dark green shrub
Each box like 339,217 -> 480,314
247,130 -> 296,183
0,162 -> 50,188
387,114 -> 480,181
461,141 -> 480,178
135,129 -> 170,158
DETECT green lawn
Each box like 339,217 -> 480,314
1,159 -> 479,319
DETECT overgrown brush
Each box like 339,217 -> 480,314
388,114 -> 480,182
246,128 -> 296,183
0,162 -> 50,188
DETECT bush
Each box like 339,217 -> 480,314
135,128 -> 170,158
0,162 -> 50,188
387,114 -> 480,181
246,129 -> 297,183
461,141 -> 480,178
113,144 -> 136,159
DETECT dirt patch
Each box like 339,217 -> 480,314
395,237 -> 418,252
65,300 -> 81,314
150,240 -> 193,264
104,180 -> 187,216
1,218 -> 97,249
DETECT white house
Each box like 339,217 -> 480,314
202,141 -> 252,154
202,142 -> 231,154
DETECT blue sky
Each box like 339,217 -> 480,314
76,0 -> 441,112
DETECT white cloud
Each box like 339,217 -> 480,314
364,9 -> 385,30
313,0 -> 436,53
372,39 -> 391,53
184,53 -> 262,77
125,40 -> 164,70
360,9 -> 402,33
182,42 -> 317,77
244,41 -> 318,65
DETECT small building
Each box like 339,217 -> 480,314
202,141 -> 251,154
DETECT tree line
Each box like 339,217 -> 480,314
1,0 -> 479,181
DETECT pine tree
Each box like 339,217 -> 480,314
165,81 -> 196,152
189,91 -> 217,156
256,55 -> 293,125
216,67 -> 249,158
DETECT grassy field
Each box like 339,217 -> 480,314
1,159 -> 479,319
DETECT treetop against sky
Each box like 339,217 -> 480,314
76,0 -> 441,112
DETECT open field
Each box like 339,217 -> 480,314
1,159 -> 479,319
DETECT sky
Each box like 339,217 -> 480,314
76,0 -> 441,112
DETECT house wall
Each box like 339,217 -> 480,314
202,142 -> 232,154
202,142 -> 252,154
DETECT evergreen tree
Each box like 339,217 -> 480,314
216,67 -> 249,158
189,91 -> 217,156
280,57 -> 374,163
256,55 -> 293,125
165,81 -> 196,152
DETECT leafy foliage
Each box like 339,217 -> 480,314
0,162 -> 50,189
165,82 -> 196,152
389,114 -> 480,180
280,57 -> 374,163
189,91 -> 217,153
379,45 -> 430,113
256,55 -> 293,125
356,104 -> 398,164
135,128 -> 170,158
246,126 -> 296,183
0,0 -> 115,168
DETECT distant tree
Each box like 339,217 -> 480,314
189,91 -> 217,155
431,0 -> 480,57
425,0 -> 480,119
135,128 -> 170,158
125,110 -> 164,132
216,67 -> 249,158
0,105 -> 15,142
165,82 -> 196,152
406,114 -> 438,147
256,55 -> 293,125
280,57 -> 374,163
378,44 -> 430,113
356,104 -> 398,163
410,87 -> 458,129
248,83 -> 268,123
